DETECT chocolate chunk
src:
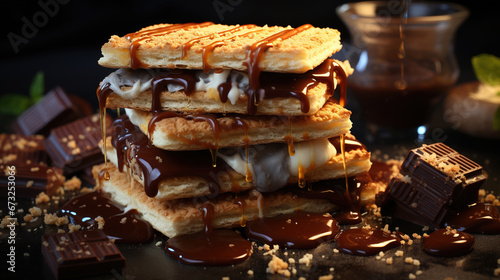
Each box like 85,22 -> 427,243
380,143 -> 487,228
42,230 -> 125,280
44,114 -> 112,175
0,134 -> 50,166
0,165 -> 64,197
13,87 -> 84,136
0,134 -> 62,197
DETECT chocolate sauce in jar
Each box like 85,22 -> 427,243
445,203 -> 500,234
245,211 -> 340,249
336,228 -> 401,256
60,191 -> 154,243
423,228 -> 475,257
165,204 -> 252,265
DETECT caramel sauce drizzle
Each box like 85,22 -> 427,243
126,22 -> 214,70
202,28 -> 263,73
96,81 -> 113,180
244,24 -> 313,114
181,24 -> 257,61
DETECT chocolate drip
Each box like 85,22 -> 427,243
96,81 -> 114,180
165,203 -> 252,265
245,211 -> 340,249
112,115 -> 230,197
151,72 -> 197,113
60,190 -> 153,243
293,176 -> 366,225
126,22 -> 214,69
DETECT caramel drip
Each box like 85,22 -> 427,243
232,116 -> 252,182
340,134 -> 351,205
126,22 -> 214,69
284,116 -> 295,156
182,24 -> 257,60
202,28 -> 263,73
244,24 -> 313,114
234,197 -> 247,227
96,81 -> 113,181
200,203 -> 214,238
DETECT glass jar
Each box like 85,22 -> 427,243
336,1 -> 469,132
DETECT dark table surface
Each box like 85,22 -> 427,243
1,1 -> 499,279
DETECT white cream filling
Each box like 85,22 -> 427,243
218,138 -> 336,192
102,68 -> 249,105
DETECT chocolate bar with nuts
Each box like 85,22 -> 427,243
42,230 -> 125,280
0,134 -> 63,197
380,143 -> 487,228
44,114 -> 112,175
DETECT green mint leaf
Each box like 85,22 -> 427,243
0,94 -> 32,116
472,54 -> 500,86
29,71 -> 44,103
494,106 -> 500,130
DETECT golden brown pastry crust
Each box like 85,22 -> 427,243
93,163 -> 337,237
127,99 -> 352,150
99,23 -> 342,73
101,137 -> 371,201
105,82 -> 334,116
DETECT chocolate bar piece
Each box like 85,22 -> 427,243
0,134 -> 62,197
0,134 -> 51,166
0,164 -> 64,197
44,114 -> 112,174
380,143 -> 487,228
13,87 -> 82,136
42,230 -> 125,280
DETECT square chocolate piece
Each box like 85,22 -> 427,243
42,230 -> 125,280
380,143 -> 487,228
44,114 -> 112,175
13,87 -> 80,136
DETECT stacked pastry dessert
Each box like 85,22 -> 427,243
93,23 -> 373,238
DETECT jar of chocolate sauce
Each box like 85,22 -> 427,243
336,1 -> 468,135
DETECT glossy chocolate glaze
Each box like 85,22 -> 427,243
112,115 -> 230,197
336,228 -> 401,256
423,228 -> 475,257
165,203 -> 252,265
60,190 -> 153,243
245,211 -> 340,249
445,203 -> 500,234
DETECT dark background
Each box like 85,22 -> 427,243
0,0 -> 498,111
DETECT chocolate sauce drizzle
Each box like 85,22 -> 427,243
112,115 -> 233,197
165,203 -> 252,265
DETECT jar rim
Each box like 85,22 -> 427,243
336,1 -> 469,24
